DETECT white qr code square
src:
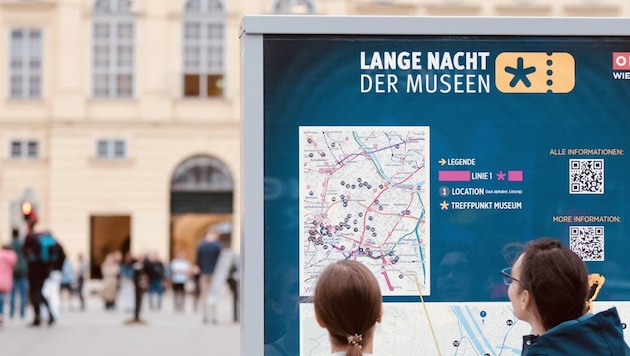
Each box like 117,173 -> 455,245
569,226 -> 604,261
569,159 -> 604,194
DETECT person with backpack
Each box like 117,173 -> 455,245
21,204 -> 65,326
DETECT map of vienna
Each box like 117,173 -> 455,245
299,127 -> 430,296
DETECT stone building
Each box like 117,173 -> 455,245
0,0 -> 627,276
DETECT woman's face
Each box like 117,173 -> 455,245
508,254 -> 528,322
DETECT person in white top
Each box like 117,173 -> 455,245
313,260 -> 382,356
169,250 -> 191,312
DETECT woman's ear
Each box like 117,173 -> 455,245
376,305 -> 383,323
520,289 -> 530,310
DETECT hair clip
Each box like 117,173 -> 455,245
347,333 -> 363,349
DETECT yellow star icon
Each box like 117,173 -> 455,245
440,201 -> 449,210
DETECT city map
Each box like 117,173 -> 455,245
300,302 -> 528,356
299,127 -> 430,296
300,301 -> 630,356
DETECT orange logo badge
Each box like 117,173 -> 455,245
495,52 -> 575,93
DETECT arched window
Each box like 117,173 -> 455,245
92,0 -> 135,98
171,155 -> 233,214
273,0 -> 316,14
171,155 -> 232,192
182,0 -> 225,98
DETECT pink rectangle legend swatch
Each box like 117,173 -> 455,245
508,170 -> 523,181
438,170 -> 471,182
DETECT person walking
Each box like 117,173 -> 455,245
119,252 -> 136,313
41,235 -> 66,323
144,253 -> 166,311
169,250 -> 191,312
22,207 -> 57,326
9,229 -> 28,320
191,265 -> 201,312
130,257 -> 147,323
0,244 -> 18,327
100,252 -> 120,311
75,253 -> 89,310
59,259 -> 75,311
195,224 -> 223,324
206,228 -> 239,324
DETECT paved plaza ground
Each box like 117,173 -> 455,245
0,286 -> 240,356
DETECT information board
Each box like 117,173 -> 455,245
240,16 -> 630,356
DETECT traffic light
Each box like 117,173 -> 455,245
22,201 -> 34,221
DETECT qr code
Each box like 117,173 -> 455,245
569,226 -> 604,261
569,159 -> 604,194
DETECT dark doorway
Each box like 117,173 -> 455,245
89,215 -> 131,279
169,155 -> 234,261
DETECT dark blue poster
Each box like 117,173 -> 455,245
261,33 -> 630,355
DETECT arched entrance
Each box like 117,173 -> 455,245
170,155 -> 233,262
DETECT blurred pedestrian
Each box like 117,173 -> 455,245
191,265 -> 201,312
41,236 -> 66,323
9,229 -> 28,320
59,259 -> 75,311
75,253 -> 89,310
119,252 -> 135,313
144,253 -> 166,311
131,258 -> 147,323
227,253 -> 240,322
100,252 -> 120,311
169,250 -> 191,312
195,224 -> 223,324
206,227 -> 239,324
0,244 -> 18,327
22,208 -> 58,326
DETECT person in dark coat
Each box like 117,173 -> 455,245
21,209 -> 54,326
144,253 -> 166,310
195,225 -> 222,324
503,237 -> 630,355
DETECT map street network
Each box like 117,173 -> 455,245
299,127 -> 430,296
300,301 -> 630,356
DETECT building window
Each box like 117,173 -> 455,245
10,139 -> 39,159
96,139 -> 127,159
92,0 -> 135,98
171,155 -> 233,192
182,0 -> 225,98
273,0 -> 316,14
10,28 -> 43,99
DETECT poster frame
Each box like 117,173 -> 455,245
239,15 -> 630,355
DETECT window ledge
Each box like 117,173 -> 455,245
5,98 -> 46,105
354,2 -> 417,15
0,0 -> 55,8
175,96 -> 230,103
563,4 -> 621,16
87,98 -> 138,103
424,3 -> 482,16
2,157 -> 47,164
494,4 -> 552,16
88,157 -> 135,167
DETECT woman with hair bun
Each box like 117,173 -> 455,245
313,259 -> 382,356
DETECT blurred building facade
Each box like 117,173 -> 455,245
0,0 -> 628,276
